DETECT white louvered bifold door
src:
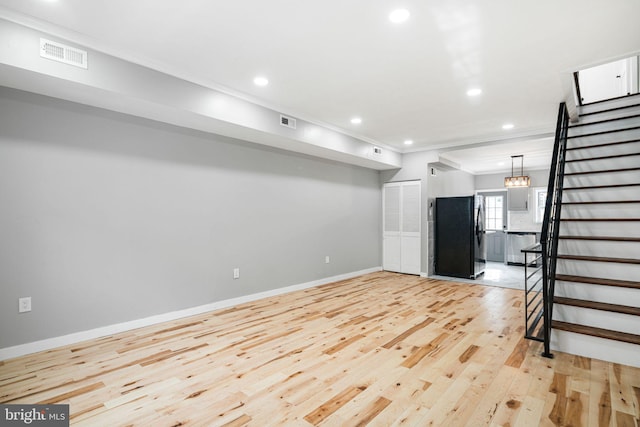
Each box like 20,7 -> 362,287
383,183 -> 402,272
383,181 -> 421,275
400,181 -> 421,274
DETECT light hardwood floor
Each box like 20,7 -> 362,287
1,272 -> 639,426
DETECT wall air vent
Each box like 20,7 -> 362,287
280,115 -> 296,129
40,38 -> 88,69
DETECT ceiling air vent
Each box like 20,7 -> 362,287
280,114 -> 296,129
40,38 -> 88,69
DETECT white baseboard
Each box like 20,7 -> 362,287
0,266 -> 382,361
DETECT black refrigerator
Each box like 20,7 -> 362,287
435,195 -> 486,279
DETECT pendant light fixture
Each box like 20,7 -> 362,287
504,155 -> 531,187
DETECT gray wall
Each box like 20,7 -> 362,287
0,88 -> 382,348
428,168 -> 476,198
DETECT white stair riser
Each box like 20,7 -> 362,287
563,171 -> 640,188
567,128 -> 640,146
563,187 -> 640,203
568,117 -> 640,137
565,156 -> 640,172
578,95 -> 640,115
551,330 -> 640,368
556,259 -> 640,282
558,240 -> 640,258
559,221 -> 640,237
554,282 -> 640,308
566,143 -> 640,160
578,104 -> 640,123
553,305 -> 639,335
561,204 -> 640,219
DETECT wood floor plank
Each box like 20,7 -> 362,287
323,334 -> 366,355
463,365 -> 519,426
303,385 -> 366,425
1,271 -> 639,426
221,414 -> 253,427
615,410 -> 636,427
515,396 -> 547,427
418,361 -> 485,426
504,337 -> 530,368
564,390 -> 587,427
344,396 -> 392,427
491,362 -> 534,426
401,332 -> 450,369
609,363 -> 637,417
381,317 -> 435,349
548,372 -> 569,426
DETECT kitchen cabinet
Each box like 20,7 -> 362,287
506,231 -> 537,265
508,187 -> 529,211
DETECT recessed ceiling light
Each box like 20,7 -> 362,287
502,123 -> 514,130
389,9 -> 410,23
404,139 -> 413,145
351,117 -> 362,125
253,76 -> 269,87
466,88 -> 482,97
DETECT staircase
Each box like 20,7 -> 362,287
549,94 -> 640,367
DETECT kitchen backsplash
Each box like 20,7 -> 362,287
508,210 -> 541,232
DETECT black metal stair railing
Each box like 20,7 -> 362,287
522,242 -> 544,341
539,102 -> 570,358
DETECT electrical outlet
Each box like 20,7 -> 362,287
18,297 -> 31,313
233,268 -> 240,279
325,256 -> 330,264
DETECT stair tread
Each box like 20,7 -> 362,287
565,152 -> 640,162
557,254 -> 640,264
569,113 -> 640,128
554,296 -> 640,316
566,125 -> 640,139
566,138 -> 640,151
551,320 -> 640,345
555,274 -> 640,289
581,93 -> 640,108
559,235 -> 640,242
564,166 -> 640,175
563,183 -> 640,190
579,103 -> 640,118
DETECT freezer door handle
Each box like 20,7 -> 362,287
475,203 -> 484,245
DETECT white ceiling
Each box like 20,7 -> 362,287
439,136 -> 555,175
1,0 -> 639,170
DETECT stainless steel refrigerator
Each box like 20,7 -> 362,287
435,195 -> 486,279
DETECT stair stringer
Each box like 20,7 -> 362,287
549,94 -> 640,367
